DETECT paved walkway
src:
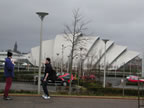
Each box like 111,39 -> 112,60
0,96 -> 137,108
0,82 -> 56,92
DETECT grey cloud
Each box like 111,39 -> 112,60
0,0 -> 144,53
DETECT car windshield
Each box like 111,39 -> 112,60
131,76 -> 138,80
63,75 -> 70,79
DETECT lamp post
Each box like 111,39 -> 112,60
80,47 -> 83,77
142,52 -> 144,77
67,56 -> 70,73
36,12 -> 48,94
61,44 -> 66,74
61,45 -> 64,74
56,53 -> 60,72
102,39 -> 109,88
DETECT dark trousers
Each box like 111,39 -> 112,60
42,81 -> 49,96
4,77 -> 12,97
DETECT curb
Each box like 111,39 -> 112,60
0,94 -> 138,100
52,95 -> 138,100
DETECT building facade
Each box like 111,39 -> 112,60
27,34 -> 140,71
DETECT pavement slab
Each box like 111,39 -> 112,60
0,96 -> 137,108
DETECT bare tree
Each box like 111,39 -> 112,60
95,49 -> 103,82
86,49 -> 103,82
64,9 -> 89,94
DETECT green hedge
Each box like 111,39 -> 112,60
87,87 -> 138,96
78,80 -> 138,96
0,71 -> 38,82
80,80 -> 103,88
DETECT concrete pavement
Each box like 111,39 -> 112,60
0,82 -> 56,92
0,96 -> 137,108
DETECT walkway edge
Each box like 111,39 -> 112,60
0,94 -> 137,100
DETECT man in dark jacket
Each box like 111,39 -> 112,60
42,58 -> 53,99
3,51 -> 14,100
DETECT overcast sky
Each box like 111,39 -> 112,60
0,0 -> 144,53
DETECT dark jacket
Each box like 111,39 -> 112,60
4,58 -> 14,78
44,63 -> 53,80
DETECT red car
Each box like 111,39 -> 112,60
47,73 -> 74,86
127,76 -> 144,83
81,75 -> 96,80
37,73 -> 74,86
58,73 -> 74,85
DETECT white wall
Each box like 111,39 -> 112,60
27,34 -> 140,69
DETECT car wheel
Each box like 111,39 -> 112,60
62,81 -> 67,86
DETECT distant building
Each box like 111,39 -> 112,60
13,42 -> 18,53
0,51 -> 30,66
118,57 -> 142,74
27,34 -> 140,71
13,42 -> 21,53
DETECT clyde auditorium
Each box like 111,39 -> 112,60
26,34 -> 140,71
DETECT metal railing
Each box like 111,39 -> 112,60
138,79 -> 144,108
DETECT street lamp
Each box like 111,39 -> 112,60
56,53 -> 60,72
67,56 -> 70,73
142,53 -> 144,77
102,39 -> 109,88
80,47 -> 83,77
36,12 -> 48,94
61,44 -> 66,74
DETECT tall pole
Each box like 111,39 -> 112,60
82,59 -> 84,77
102,39 -> 109,88
68,55 -> 72,94
36,12 -> 48,94
142,53 -> 144,77
130,62 -> 132,75
115,65 -> 117,79
56,53 -> 59,73
67,56 -> 70,73
80,48 -> 83,78
61,45 -> 64,74
122,62 -> 125,96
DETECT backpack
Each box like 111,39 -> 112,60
52,69 -> 57,81
48,69 -> 57,82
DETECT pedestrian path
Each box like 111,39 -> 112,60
0,82 -> 56,92
0,96 -> 137,108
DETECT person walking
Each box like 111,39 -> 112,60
42,58 -> 53,99
3,51 -> 14,100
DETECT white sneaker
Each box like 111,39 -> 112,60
42,95 -> 46,98
46,96 -> 50,99
42,95 -> 50,100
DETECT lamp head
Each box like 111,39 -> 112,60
36,12 -> 48,21
102,39 -> 109,44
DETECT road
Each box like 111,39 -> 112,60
0,76 -> 139,92
0,96 -> 137,108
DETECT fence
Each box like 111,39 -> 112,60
0,66 -> 142,97
138,80 -> 144,108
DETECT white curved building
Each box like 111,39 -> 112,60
27,34 -> 140,70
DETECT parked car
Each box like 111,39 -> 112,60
126,75 -> 144,83
126,75 -> 135,80
55,73 -> 74,86
34,73 -> 74,86
81,74 -> 96,80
